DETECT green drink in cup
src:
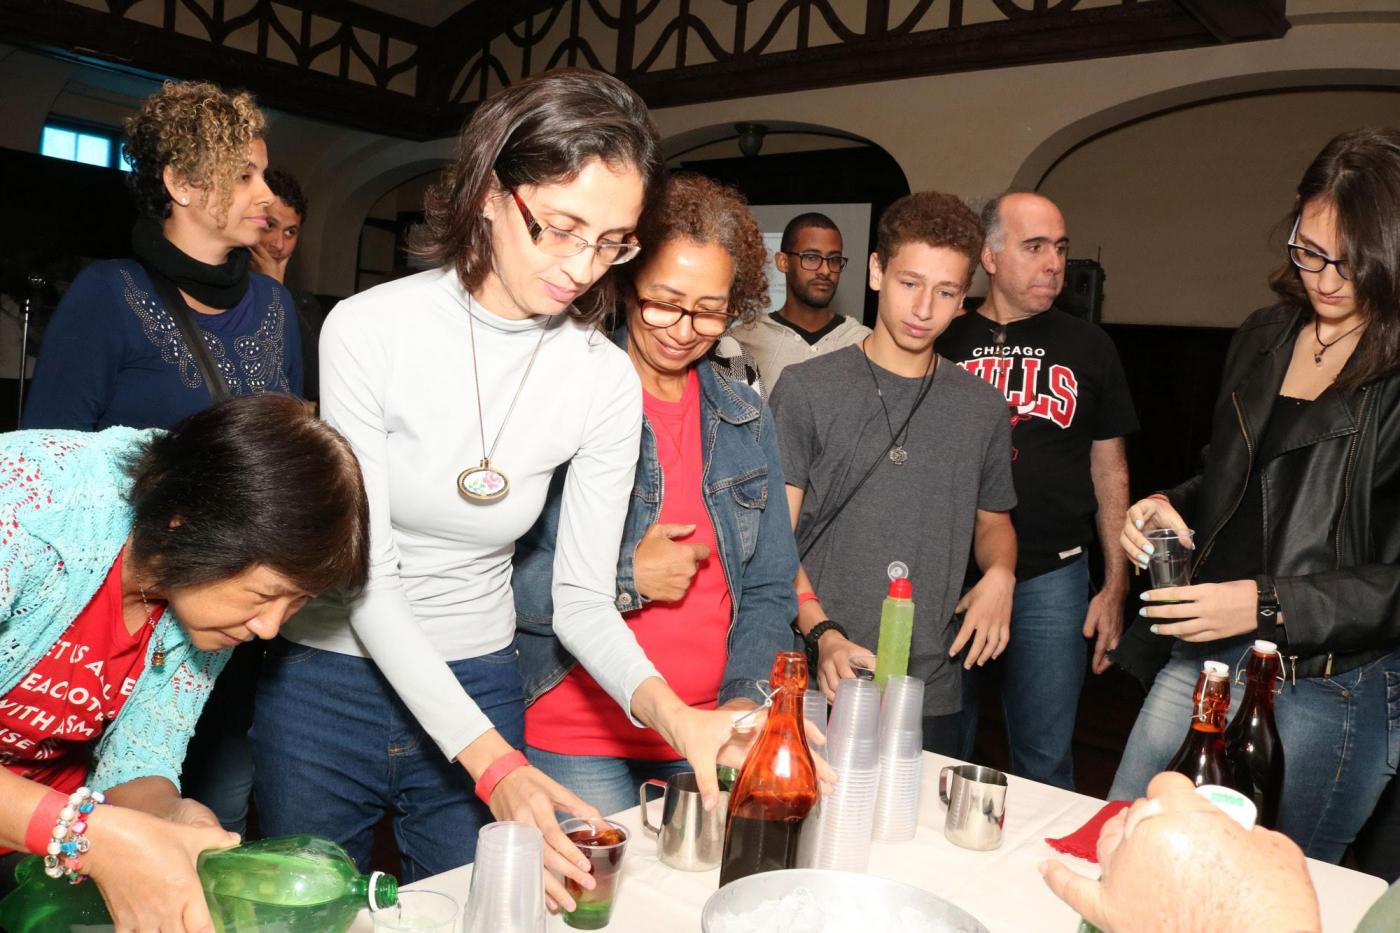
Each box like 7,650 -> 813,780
561,818 -> 628,929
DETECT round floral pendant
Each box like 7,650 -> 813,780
889,446 -> 909,465
458,459 -> 509,502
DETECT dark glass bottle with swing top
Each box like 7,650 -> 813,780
1166,660 -> 1235,788
718,651 -> 819,886
1225,640 -> 1285,829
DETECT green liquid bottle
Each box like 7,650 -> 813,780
873,576 -> 914,688
0,834 -> 397,933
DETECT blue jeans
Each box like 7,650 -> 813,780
526,747 -> 692,819
959,555 -> 1090,790
252,638 -> 525,882
1109,641 -> 1400,863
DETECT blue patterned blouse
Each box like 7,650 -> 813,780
22,259 -> 303,430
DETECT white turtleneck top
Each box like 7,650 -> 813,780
283,267 -> 656,760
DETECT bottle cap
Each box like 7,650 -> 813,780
1253,639 -> 1277,653
887,560 -> 909,580
1203,661 -> 1230,679
888,578 -> 912,598
1195,784 -> 1258,831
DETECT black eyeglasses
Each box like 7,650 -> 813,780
781,250 -> 849,272
638,298 -> 735,337
506,185 -> 641,266
1287,214 -> 1352,281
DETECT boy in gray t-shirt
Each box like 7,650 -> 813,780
772,191 -> 1017,755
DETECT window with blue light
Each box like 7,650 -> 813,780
40,122 -> 130,172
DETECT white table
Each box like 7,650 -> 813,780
352,752 -> 1385,931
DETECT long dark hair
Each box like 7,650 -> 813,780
411,68 -> 664,323
1269,127 -> 1400,392
126,394 -> 370,596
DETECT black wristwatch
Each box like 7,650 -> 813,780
1255,575 -> 1283,643
803,620 -> 849,659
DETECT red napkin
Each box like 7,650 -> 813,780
1045,800 -> 1131,862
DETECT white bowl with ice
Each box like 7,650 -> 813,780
701,869 -> 989,933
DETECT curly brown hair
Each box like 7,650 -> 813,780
621,173 -> 770,325
123,80 -> 266,225
875,191 -> 983,281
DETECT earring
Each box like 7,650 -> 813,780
179,197 -> 189,205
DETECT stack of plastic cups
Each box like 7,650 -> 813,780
872,674 -> 925,842
796,677 -> 881,872
462,822 -> 546,933
803,689 -> 829,760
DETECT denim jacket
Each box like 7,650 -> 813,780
514,327 -> 798,708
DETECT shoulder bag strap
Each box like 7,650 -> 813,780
138,261 -> 232,403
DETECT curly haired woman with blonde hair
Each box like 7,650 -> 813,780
513,172 -> 804,815
24,80 -> 301,430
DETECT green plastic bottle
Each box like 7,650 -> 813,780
0,834 -> 397,933
873,575 -> 914,688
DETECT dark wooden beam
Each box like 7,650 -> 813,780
0,0 -> 441,139
618,3 -> 1236,115
1172,0 -> 1288,42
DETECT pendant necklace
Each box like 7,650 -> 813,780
139,587 -> 169,670
861,338 -> 937,465
1312,316 -> 1365,366
457,302 -> 552,503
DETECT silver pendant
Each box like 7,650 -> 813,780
889,446 -> 908,464
458,459 -> 510,502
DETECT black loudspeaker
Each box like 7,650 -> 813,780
1060,259 -> 1105,323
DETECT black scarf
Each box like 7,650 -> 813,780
131,215 -> 251,309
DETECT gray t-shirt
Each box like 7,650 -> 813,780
771,345 -> 1017,715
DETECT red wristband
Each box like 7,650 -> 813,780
24,790 -> 66,856
1147,493 -> 1170,503
798,592 -> 821,608
474,750 -> 529,806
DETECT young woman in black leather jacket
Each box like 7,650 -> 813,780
1110,127 -> 1400,864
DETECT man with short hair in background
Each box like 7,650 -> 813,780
736,212 -> 869,396
251,168 -> 325,405
937,191 -> 1137,790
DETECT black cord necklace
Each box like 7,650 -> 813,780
859,337 -> 938,464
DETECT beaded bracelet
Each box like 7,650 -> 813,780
42,786 -> 105,884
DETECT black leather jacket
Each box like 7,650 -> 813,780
1162,304 -> 1400,681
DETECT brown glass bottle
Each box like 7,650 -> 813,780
1225,640 -> 1285,829
1166,660 -> 1234,788
718,651 -> 819,887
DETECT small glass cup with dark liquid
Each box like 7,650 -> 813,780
559,818 -> 628,930
1146,528 -> 1194,604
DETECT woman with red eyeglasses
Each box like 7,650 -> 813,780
513,173 -> 800,815
252,72 -> 752,911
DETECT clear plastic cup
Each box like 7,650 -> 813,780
558,818 -> 628,930
878,676 -> 924,759
803,690 -> 829,760
462,822 -> 546,933
873,754 -> 924,842
373,890 -> 458,932
825,677 -> 881,772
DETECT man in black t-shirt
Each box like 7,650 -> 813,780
937,192 -> 1137,790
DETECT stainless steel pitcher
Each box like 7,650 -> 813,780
640,772 -> 728,871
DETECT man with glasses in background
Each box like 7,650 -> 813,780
936,192 -> 1137,791
736,212 -> 869,396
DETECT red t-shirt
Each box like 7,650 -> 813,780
0,551 -> 156,793
527,370 -> 732,759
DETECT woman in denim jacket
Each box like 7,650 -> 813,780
515,174 -> 799,816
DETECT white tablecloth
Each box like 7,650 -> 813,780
351,752 -> 1384,932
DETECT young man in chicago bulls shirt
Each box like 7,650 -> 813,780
937,192 -> 1137,790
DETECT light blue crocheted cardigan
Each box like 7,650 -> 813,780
0,427 -> 228,792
